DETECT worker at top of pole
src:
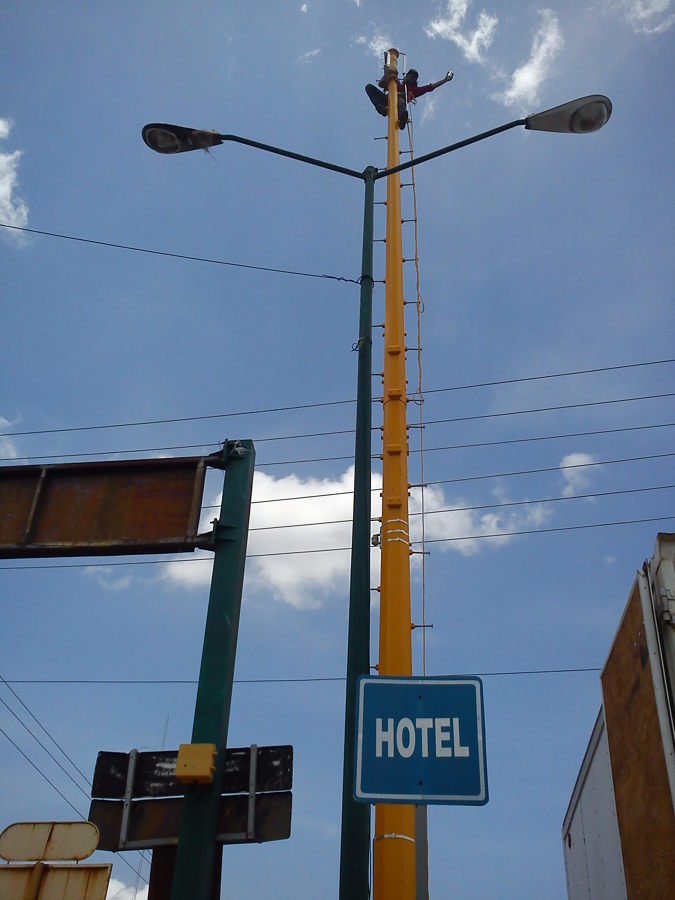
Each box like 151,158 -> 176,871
365,65 -> 454,129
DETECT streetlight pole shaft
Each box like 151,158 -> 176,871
339,167 -> 376,900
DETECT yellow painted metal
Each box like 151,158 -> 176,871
372,47 -> 416,900
0,863 -> 111,900
0,822 -> 99,862
175,742 -> 217,784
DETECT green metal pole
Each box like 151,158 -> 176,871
339,167 -> 375,900
170,439 -> 255,900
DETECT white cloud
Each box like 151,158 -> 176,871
161,465 -> 562,602
560,452 -> 598,498
106,880 -> 149,900
296,48 -> 321,64
425,0 -> 498,64
623,0 -> 675,33
409,483 -> 552,556
493,9 -> 563,109
0,416 -> 19,460
0,118 -> 29,245
84,565 -> 134,591
162,468 -> 382,610
419,94 -> 439,124
300,2 -> 309,12
368,32 -> 394,59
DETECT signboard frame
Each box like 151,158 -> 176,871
0,453 -> 226,558
354,675 -> 488,806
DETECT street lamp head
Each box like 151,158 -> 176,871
142,123 -> 224,154
525,95 -> 612,134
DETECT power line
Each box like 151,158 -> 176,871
1,361 -> 673,439
5,419 -> 675,466
0,676 -> 153,870
415,515 -> 675,545
0,694 -> 92,802
423,450 -> 675,488
6,419 -> 675,466
243,484 -> 675,531
0,724 -> 89,819
0,724 -> 148,883
422,358 -> 675,397
1,513 -> 673,572
0,222 -> 360,285
2,666 -> 602,684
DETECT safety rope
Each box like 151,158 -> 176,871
404,110 -> 428,676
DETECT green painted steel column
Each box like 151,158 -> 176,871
170,439 -> 255,900
339,167 -> 375,900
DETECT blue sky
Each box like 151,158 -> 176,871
1,2 -> 673,897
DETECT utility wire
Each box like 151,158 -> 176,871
5,419 -> 675,466
1,514 -> 673,572
0,222 -> 360,285
0,725 -> 148,883
4,417 -> 674,466
422,358 -> 675,397
415,515 -> 675,545
421,450 -> 674,488
0,676 -> 153,869
240,484 -> 675,531
1,361 -> 673,439
2,667 -> 602,684
0,724 -> 90,819
0,694 -> 92,802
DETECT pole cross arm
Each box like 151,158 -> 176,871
375,119 -> 527,180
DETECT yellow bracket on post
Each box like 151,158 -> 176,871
175,743 -> 217,784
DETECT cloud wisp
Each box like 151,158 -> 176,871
0,417 -> 19,461
424,0 -> 498,64
560,452 -> 598,498
493,9 -> 563,109
410,483 -> 552,556
106,879 -> 149,900
0,118 -> 29,245
296,48 -> 321,65
623,0 -> 675,34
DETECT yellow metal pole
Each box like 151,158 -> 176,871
373,47 -> 416,900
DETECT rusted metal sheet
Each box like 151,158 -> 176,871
600,572 -> 675,898
0,454 -> 222,558
91,745 -> 293,799
89,792 -> 292,850
0,863 -> 111,899
0,821 -> 99,862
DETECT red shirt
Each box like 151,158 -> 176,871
403,80 -> 434,101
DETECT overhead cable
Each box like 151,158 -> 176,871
3,666 -> 602,684
5,417 -> 673,467
0,222 -> 359,285
1,362 -> 673,439
1,513 -> 673,572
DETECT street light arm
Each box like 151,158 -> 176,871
374,118 -> 526,180
217,134 -> 364,180
142,122 -> 364,179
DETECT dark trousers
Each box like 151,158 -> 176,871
365,84 -> 408,126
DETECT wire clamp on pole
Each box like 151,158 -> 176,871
374,833 -> 416,844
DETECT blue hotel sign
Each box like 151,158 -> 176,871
354,676 -> 488,806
